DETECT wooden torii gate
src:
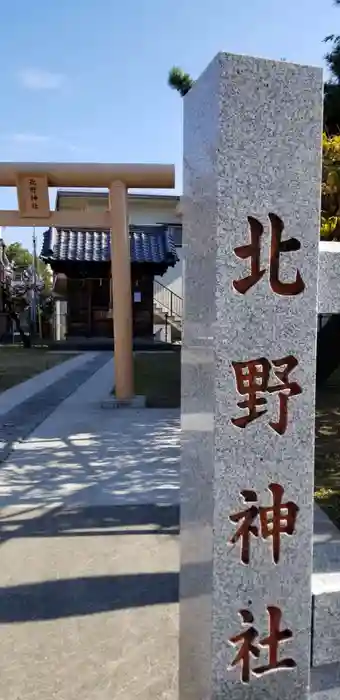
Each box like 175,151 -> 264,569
0,162 -> 175,400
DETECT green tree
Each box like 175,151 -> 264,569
0,240 -> 53,346
6,242 -> 32,267
323,0 -> 340,134
321,132 -> 340,239
36,260 -> 52,291
168,67 -> 194,97
6,241 -> 52,291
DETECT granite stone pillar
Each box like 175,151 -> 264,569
180,53 -> 323,700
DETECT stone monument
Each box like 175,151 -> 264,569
180,53 -> 323,699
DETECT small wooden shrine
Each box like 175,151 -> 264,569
41,225 -> 178,338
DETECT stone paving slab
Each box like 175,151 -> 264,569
0,352 -> 111,466
0,404 -> 180,509
0,351 -> 97,416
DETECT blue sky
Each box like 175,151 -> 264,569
0,0 -> 338,251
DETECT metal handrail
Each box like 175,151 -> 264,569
154,279 -> 182,302
153,279 -> 182,320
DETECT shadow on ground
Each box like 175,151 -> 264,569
0,503 -> 180,542
0,503 -> 180,622
0,571 -> 179,622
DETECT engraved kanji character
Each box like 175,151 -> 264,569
230,489 -> 259,564
233,216 -> 265,294
267,355 -> 302,435
254,606 -> 296,676
231,358 -> 270,428
259,484 -> 299,563
229,606 -> 296,683
233,213 -> 305,296
229,609 -> 260,683
269,213 -> 305,296
231,355 -> 302,435
229,483 -> 299,564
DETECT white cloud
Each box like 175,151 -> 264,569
18,68 -> 65,90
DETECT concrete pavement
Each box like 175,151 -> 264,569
0,352 -> 110,466
0,355 -> 180,700
0,350 -> 100,416
0,358 -> 180,509
0,503 -> 179,700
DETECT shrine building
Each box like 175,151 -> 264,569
40,190 -> 182,340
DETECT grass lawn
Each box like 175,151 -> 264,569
315,367 -> 340,528
133,351 -> 180,408
0,347 -> 78,393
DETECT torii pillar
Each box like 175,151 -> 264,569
109,181 -> 133,400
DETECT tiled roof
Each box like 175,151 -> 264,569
41,226 -> 179,266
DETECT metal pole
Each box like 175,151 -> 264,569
31,227 -> 37,336
165,312 -> 168,343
